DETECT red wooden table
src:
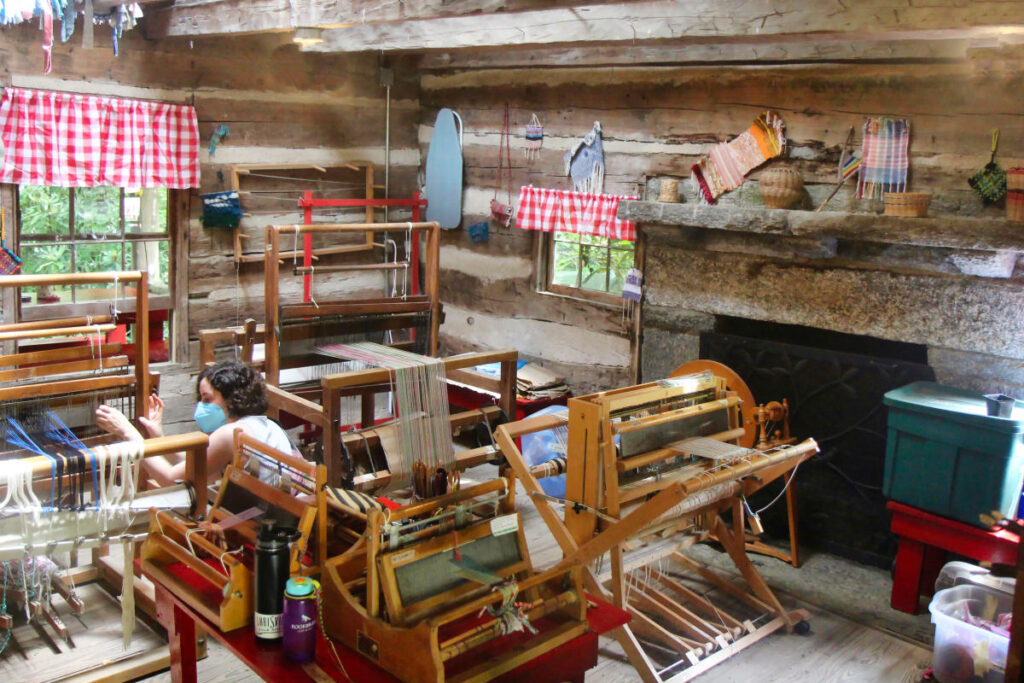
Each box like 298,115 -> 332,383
150,576 -> 629,683
888,500 -> 1020,613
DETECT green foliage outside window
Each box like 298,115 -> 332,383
18,185 -> 170,300
551,230 -> 633,295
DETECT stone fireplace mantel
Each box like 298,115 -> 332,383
619,201 -> 1024,256
620,200 -> 1024,396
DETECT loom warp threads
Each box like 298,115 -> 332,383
316,342 -> 455,493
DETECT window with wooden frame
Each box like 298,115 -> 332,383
15,184 -> 180,361
544,230 -> 635,304
0,88 -> 198,363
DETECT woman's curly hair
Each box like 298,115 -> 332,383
197,361 -> 268,418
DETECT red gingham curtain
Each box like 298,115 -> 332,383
517,185 -> 637,241
0,87 -> 200,188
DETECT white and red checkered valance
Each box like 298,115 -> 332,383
0,87 -> 200,188
516,185 -> 636,241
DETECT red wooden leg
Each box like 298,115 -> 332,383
157,584 -> 198,683
921,544 -> 948,600
892,536 -> 926,614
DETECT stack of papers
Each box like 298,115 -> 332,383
517,363 -> 570,400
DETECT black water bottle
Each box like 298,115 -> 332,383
254,521 -> 293,642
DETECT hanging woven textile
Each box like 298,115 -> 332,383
200,190 -> 242,229
490,103 -> 514,228
523,113 -> 543,161
564,121 -> 604,194
856,117 -> 910,200
968,129 -> 1007,204
314,342 -> 456,494
690,110 -> 786,204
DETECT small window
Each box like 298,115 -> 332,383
17,185 -> 173,358
546,230 -> 634,303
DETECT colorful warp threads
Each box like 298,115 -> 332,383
690,111 -> 787,204
316,342 -> 455,493
856,117 -> 910,199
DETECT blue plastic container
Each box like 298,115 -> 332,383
883,382 -> 1024,527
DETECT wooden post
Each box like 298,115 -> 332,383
135,271 -> 150,422
264,225 -> 280,388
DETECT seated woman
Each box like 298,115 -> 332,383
97,360 -> 295,487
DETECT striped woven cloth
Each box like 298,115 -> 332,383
856,117 -> 910,199
691,111 -> 786,204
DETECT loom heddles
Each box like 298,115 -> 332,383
316,342 -> 455,493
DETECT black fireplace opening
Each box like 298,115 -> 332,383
701,316 -> 935,569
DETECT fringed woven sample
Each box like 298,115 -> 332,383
564,121 -> 604,194
524,113 -> 543,161
690,111 -> 786,204
856,117 -> 910,199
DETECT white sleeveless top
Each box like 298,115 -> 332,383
235,415 -> 298,485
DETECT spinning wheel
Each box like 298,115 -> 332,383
671,359 -> 758,449
671,358 -> 803,567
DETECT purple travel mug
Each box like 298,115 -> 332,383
282,576 -> 319,662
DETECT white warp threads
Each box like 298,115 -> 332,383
316,342 -> 455,491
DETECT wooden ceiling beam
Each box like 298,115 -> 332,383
418,31 -> 1024,70
295,0 -> 1024,54
143,0 -> 631,40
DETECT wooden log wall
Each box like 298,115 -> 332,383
421,48 -> 1024,395
1,24 -> 418,343
1,24 -> 417,429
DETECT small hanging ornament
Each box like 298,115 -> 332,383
621,267 -> 642,327
524,113 -> 543,161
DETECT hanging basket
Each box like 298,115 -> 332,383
883,192 -> 932,217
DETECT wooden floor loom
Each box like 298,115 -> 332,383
263,220 -> 443,385
141,430 -> 328,632
199,219 -> 514,489
497,368 -> 819,683
0,272 -> 209,674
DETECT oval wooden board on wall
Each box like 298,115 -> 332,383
425,108 -> 464,229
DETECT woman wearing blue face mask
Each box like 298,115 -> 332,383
97,360 -> 295,487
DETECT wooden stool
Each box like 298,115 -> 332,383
888,500 -> 1019,613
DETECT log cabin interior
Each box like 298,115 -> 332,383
0,1 -> 1023,681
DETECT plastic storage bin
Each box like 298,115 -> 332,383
883,382 -> 1024,527
929,584 -> 1012,683
935,561 -> 1016,596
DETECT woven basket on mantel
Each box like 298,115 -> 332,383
758,166 -> 804,209
883,192 -> 932,217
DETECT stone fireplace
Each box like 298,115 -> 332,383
622,200 -> 1024,565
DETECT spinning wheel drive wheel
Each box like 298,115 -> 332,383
670,359 -> 758,449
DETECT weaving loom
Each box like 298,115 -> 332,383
141,430 -> 328,632
0,272 -> 211,662
315,346 -> 518,492
321,473 -> 589,683
263,221 -> 443,390
0,272 -> 154,446
497,367 -> 819,683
